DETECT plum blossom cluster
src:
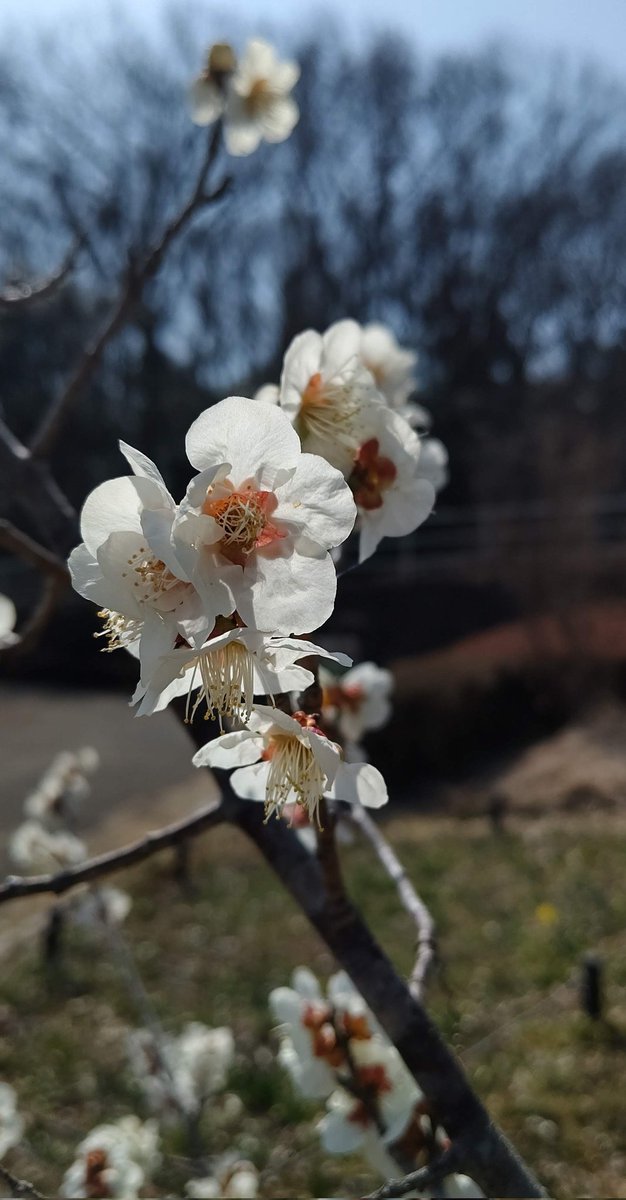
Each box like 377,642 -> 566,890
189,38 -> 299,156
269,968 -> 483,1197
60,1116 -> 160,1199
253,319 -> 448,562
69,389 -> 417,826
127,1021 -> 234,1122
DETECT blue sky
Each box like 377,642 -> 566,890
2,0 -> 626,80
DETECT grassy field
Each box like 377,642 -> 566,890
2,812 -> 626,1198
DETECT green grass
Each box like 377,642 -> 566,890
2,815 -> 626,1197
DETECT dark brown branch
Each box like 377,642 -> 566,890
0,239 -> 81,310
361,1145 -> 460,1200
0,799 -> 224,903
0,520 -> 68,580
0,1163 -> 46,1200
343,802 -> 436,1000
31,124 -> 229,460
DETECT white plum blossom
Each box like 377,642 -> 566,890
269,967 -> 381,1099
358,323 -> 430,428
69,442 -> 212,685
0,1082 -> 24,1158
174,396 -> 356,635
9,820 -> 86,874
24,746 -> 99,826
320,660 -> 393,745
69,886 -> 132,929
193,704 -> 388,826
132,625 -> 351,724
60,1117 -> 159,1199
318,1037 -> 420,1156
128,1023 -> 234,1119
186,1154 -> 259,1199
190,39 -> 299,157
0,594 -> 18,649
276,320 -> 384,475
347,407 -> 435,563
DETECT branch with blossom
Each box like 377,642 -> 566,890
0,34 -> 546,1200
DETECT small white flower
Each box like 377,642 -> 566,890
359,324 -> 418,412
9,821 -> 86,874
69,886 -> 132,929
321,661 -> 393,744
128,1023 -> 234,1119
190,39 -> 299,157
317,1037 -> 420,1156
68,442 -> 212,687
186,1154 -> 259,1199
60,1116 -> 158,1199
0,594 -> 18,649
224,39 -> 299,156
278,320 -> 383,475
24,747 -> 99,826
174,396 -> 356,636
193,704 -> 387,825
0,1082 -> 24,1159
347,408 -> 435,563
132,625 -> 351,724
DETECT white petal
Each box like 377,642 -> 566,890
233,548 -> 337,635
185,397 -> 300,486
230,760 -> 270,800
80,475 -> 171,556
192,730 -> 262,769
273,453 -> 356,551
330,763 -> 388,808
188,77 -> 224,126
118,441 -> 166,486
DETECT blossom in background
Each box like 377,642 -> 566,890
417,436 -> 449,495
275,320 -> 383,475
358,323 -> 429,429
193,704 -> 388,825
128,1023 -> 234,1119
186,1154 -> 259,1199
190,38 -> 299,156
69,886 -> 132,929
9,820 -> 86,874
0,593 -> 18,649
318,1037 -> 421,1155
174,396 -> 355,634
320,660 -> 393,745
348,407 -> 435,563
0,1082 -> 24,1158
132,626 -> 351,723
60,1116 -> 159,1200
24,746 -> 99,825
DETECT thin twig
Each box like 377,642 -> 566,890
0,1162 -> 46,1200
0,239 -> 81,310
31,124 -> 229,459
343,802 -> 437,1000
0,799 -> 224,904
0,520 -> 68,580
361,1145 -> 460,1200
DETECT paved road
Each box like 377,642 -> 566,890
0,683 -> 218,873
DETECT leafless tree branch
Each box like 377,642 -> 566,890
361,1145 -> 460,1200
0,798 -> 224,902
0,239 -> 82,310
0,1162 -> 46,1200
343,802 -> 437,1000
30,124 -> 229,460
0,520 -> 68,580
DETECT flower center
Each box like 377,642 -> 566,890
322,683 -> 365,715
84,1149 -> 112,1199
298,372 -> 361,449
348,438 -> 397,511
245,77 -> 271,115
302,1002 -> 345,1068
263,732 -> 327,825
348,1063 -> 393,1128
183,638 -> 256,728
203,487 -> 285,566
121,547 -> 189,610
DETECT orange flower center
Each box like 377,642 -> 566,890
203,487 -> 285,565
322,683 -> 365,715
349,439 -> 397,511
84,1149 -> 111,1199
301,372 -> 327,409
348,1063 -> 393,1127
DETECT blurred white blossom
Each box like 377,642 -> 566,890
9,820 -> 86,874
320,660 -> 393,745
190,39 -> 299,157
128,1023 -> 234,1118
0,594 -> 18,649
60,1116 -> 159,1199
0,1083 -> 24,1159
186,1153 -> 259,1198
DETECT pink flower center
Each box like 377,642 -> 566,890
349,439 -> 397,511
203,486 -> 286,565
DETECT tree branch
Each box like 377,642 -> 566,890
30,124 -> 229,460
343,802 -> 436,1000
361,1145 -> 460,1200
0,239 -> 81,310
0,798 -> 224,903
0,520 -> 68,580
0,1163 -> 46,1200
